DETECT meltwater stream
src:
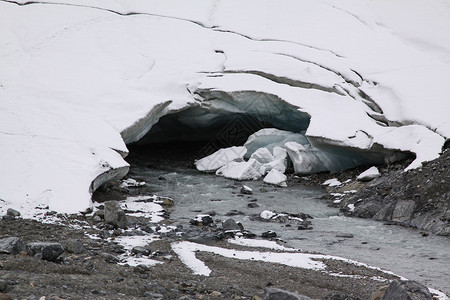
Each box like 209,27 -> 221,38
126,146 -> 450,295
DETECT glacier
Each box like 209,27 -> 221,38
0,0 -> 449,214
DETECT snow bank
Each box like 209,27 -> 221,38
1,0 -> 449,215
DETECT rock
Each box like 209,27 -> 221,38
190,214 -> 213,226
357,166 -> 380,182
94,209 -> 105,219
93,215 -> 102,222
242,230 -> 257,238
323,294 -> 360,300
381,280 -> 432,300
240,185 -> 253,195
263,287 -> 313,300
27,242 -> 64,262
6,208 -> 20,218
64,239 -> 84,254
143,292 -> 163,299
391,200 -> 416,223
335,233 -> 354,238
222,218 -> 242,233
261,231 -> 277,238
225,210 -> 245,216
104,201 -> 127,229
248,202 -> 260,208
154,196 -> 174,206
100,253 -> 120,263
0,237 -> 25,255
0,293 -> 12,300
297,224 -> 313,230
132,246 -> 150,256
0,280 -> 7,293
134,264 -> 151,274
210,291 -> 222,297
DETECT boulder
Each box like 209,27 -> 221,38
0,237 -> 25,255
222,218 -> 242,233
261,231 -> 277,238
381,280 -> 432,300
64,239 -> 84,254
104,201 -> 127,229
190,215 -> 213,226
27,242 -> 64,262
263,287 -> 313,300
6,208 -> 20,218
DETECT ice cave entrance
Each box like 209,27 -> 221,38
132,102 -> 311,157
127,98 -> 411,178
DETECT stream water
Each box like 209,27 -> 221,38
126,145 -> 450,295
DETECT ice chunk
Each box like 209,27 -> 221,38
285,142 -> 328,174
249,147 -> 287,175
196,146 -> 247,172
260,210 -> 277,220
273,147 -> 287,161
356,167 -> 380,182
244,128 -> 309,158
263,169 -> 287,187
250,148 -> 275,164
322,178 -> 342,187
260,159 -> 287,175
285,142 -> 361,174
216,158 -> 262,180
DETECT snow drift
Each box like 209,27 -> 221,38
1,0 -> 449,214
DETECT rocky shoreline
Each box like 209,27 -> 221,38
316,149 -> 449,236
0,149 -> 448,299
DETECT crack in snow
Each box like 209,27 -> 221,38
223,70 -> 344,95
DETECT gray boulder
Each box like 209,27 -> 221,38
27,242 -> 64,262
263,288 -> 313,300
381,280 -> 432,300
6,208 -> 20,218
104,201 -> 127,229
0,237 -> 25,255
222,218 -> 242,233
64,239 -> 84,254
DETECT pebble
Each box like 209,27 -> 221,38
335,233 -> 354,238
240,185 -> 253,195
261,231 -> 277,238
247,202 -> 260,208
